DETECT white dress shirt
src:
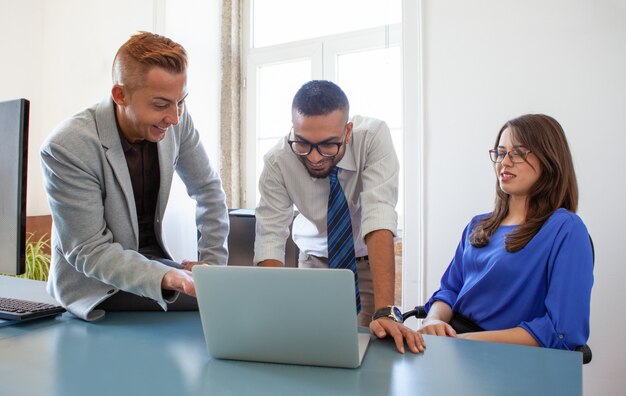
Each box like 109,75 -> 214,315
254,115 -> 399,264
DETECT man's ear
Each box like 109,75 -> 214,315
111,84 -> 126,106
345,121 -> 354,144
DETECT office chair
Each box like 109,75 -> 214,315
403,236 -> 594,365
225,208 -> 300,267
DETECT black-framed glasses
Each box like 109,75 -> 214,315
489,149 -> 532,164
288,127 -> 347,157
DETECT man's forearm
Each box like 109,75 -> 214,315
364,229 -> 395,309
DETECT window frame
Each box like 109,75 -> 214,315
241,0 -> 424,317
242,23 -> 401,207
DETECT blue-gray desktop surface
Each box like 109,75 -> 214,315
0,277 -> 582,396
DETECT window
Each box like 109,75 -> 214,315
243,0 -> 403,230
251,0 -> 401,48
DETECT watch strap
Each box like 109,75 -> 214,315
372,306 -> 403,323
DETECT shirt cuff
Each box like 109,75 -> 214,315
253,237 -> 287,265
361,205 -> 398,239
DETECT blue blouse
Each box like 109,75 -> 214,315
425,208 -> 594,350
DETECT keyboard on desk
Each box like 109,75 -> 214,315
0,296 -> 65,321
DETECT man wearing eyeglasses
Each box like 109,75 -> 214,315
254,80 -> 424,354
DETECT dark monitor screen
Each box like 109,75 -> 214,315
0,98 -> 29,276
227,208 -> 299,267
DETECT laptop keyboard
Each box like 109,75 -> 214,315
0,296 -> 65,321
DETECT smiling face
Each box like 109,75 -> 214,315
291,109 -> 352,178
495,127 -> 542,200
112,67 -> 188,143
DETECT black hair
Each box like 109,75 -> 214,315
292,80 -> 349,116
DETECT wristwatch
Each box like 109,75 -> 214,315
372,305 -> 404,323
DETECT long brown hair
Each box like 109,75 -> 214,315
470,114 -> 578,252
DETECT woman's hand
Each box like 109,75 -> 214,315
418,318 -> 457,337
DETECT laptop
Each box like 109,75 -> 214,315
192,265 -> 370,368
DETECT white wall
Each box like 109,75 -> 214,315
0,0 -> 222,261
159,0 -> 222,262
418,0 -> 626,393
1,0 -> 45,215
1,0 -> 156,216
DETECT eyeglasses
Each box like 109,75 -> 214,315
288,127 -> 347,157
489,148 -> 532,163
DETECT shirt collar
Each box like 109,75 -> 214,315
114,109 -> 144,153
112,107 -> 132,154
336,139 -> 356,172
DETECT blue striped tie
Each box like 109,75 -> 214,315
327,166 -> 361,313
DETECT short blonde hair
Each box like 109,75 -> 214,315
112,31 -> 187,92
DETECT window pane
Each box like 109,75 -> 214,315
336,46 -> 403,222
336,46 -> 402,128
257,59 -> 311,139
256,60 -> 311,204
252,0 -> 401,48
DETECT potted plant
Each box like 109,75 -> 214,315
5,233 -> 52,281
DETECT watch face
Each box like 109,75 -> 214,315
392,306 -> 403,322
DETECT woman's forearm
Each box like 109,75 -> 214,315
458,327 -> 539,347
423,301 -> 454,324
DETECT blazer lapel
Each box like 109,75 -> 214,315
94,97 -> 139,241
156,134 -> 174,220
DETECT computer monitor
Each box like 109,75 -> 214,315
0,98 -> 29,275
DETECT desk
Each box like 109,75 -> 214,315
0,277 -> 582,396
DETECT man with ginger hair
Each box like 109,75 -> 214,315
41,32 -> 228,321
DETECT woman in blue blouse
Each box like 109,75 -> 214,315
419,114 -> 593,350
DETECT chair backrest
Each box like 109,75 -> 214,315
227,208 -> 299,267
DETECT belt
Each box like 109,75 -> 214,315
309,254 -> 369,262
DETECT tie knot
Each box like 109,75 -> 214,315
329,166 -> 339,180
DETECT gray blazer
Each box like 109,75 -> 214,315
40,97 -> 228,321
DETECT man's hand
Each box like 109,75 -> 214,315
418,319 -> 457,337
180,260 -> 208,272
162,269 -> 196,297
258,259 -> 283,267
369,318 -> 426,354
